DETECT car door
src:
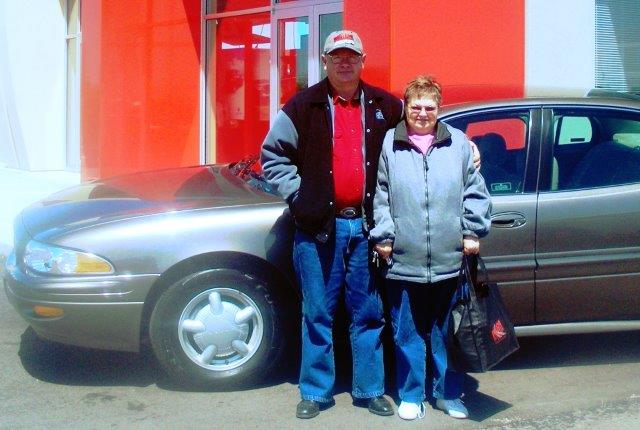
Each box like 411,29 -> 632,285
535,105 -> 640,323
443,106 -> 541,325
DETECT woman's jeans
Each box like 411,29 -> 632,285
385,278 -> 464,403
293,218 -> 385,402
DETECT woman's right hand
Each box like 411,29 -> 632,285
374,243 -> 393,260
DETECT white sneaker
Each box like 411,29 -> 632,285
397,401 -> 426,420
436,398 -> 468,419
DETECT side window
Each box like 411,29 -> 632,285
445,112 -> 529,195
556,116 -> 592,145
553,109 -> 640,191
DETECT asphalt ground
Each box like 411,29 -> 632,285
1,271 -> 639,430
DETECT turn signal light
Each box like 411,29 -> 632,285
33,305 -> 64,318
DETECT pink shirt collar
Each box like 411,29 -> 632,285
408,132 -> 436,155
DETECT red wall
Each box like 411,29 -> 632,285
344,0 -> 392,91
346,0 -> 525,103
81,1 -> 201,180
80,0 -> 524,180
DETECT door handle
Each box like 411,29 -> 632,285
491,212 -> 527,228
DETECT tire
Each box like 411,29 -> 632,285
149,268 -> 286,389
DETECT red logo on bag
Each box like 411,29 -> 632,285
491,320 -> 507,343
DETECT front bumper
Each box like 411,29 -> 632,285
3,252 -> 159,352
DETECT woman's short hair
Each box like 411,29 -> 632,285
404,75 -> 442,107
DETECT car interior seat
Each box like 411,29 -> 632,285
477,133 -> 521,193
568,141 -> 640,189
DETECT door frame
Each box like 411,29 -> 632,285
269,2 -> 342,123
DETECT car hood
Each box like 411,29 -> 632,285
19,165 -> 278,239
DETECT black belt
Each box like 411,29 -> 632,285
336,206 -> 361,219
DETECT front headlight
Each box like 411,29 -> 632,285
24,241 -> 114,275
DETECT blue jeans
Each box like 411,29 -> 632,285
385,278 -> 463,403
293,218 -> 385,402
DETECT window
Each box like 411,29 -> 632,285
552,109 -> 640,190
555,116 -> 592,145
206,13 -> 271,164
277,17 -> 309,107
445,112 -> 530,195
318,12 -> 342,80
595,0 -> 640,92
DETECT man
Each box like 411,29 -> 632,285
261,30 -> 481,419
261,30 -> 401,419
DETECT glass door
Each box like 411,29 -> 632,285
270,3 -> 342,117
276,13 -> 310,108
206,12 -> 272,163
316,5 -> 342,81
204,2 -> 342,164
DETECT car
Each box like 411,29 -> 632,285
5,96 -> 640,389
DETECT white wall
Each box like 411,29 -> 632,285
0,0 -> 67,170
525,0 -> 596,96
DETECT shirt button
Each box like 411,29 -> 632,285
366,128 -> 371,133
366,162 -> 370,166
366,192 -> 371,197
329,201 -> 334,206
329,170 -> 333,174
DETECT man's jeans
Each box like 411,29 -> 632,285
385,278 -> 464,403
293,218 -> 385,402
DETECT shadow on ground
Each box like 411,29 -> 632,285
459,330 -> 640,421
494,330 -> 640,369
17,326 -> 300,391
17,323 -> 640,399
18,327 -> 162,387
297,330 -> 640,421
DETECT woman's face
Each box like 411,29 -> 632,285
405,96 -> 439,135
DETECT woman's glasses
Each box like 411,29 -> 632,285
409,104 -> 438,115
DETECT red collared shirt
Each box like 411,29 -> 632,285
332,94 -> 364,210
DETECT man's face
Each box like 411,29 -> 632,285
322,48 -> 365,88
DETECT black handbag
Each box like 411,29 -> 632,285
448,255 -> 519,373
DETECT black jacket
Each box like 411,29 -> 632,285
261,78 -> 403,242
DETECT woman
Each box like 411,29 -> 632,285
370,75 -> 491,420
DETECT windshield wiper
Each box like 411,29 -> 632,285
229,154 -> 259,177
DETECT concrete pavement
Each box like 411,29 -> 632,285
0,166 -> 80,256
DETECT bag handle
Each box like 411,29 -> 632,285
461,254 -> 492,297
458,255 -> 476,301
476,255 -> 491,285
462,254 -> 478,284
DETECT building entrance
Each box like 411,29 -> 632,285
205,1 -> 342,164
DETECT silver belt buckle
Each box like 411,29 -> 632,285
339,207 -> 357,218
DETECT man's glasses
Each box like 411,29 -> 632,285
327,54 -> 362,64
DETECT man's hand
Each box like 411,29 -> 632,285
463,235 -> 480,255
374,242 -> 393,260
469,140 -> 481,170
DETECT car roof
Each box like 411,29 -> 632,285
440,96 -> 640,117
